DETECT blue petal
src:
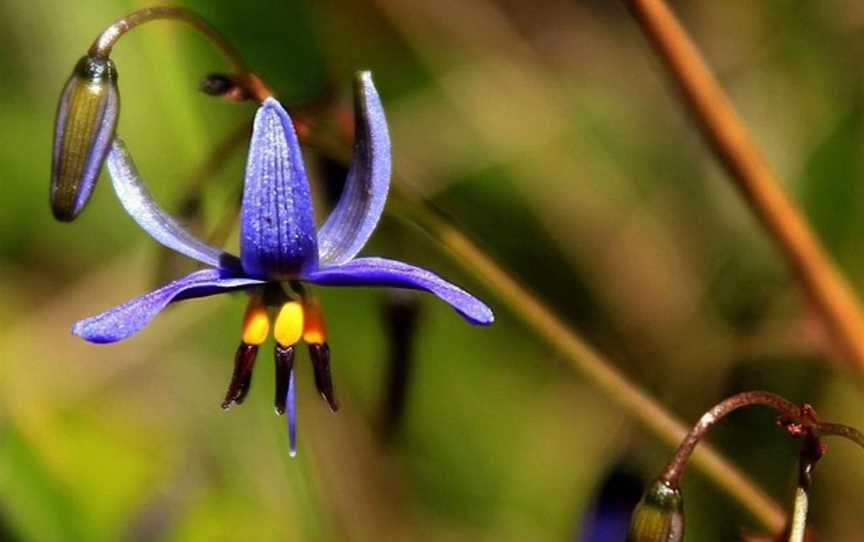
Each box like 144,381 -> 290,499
304,257 -> 494,325
72,269 -> 264,343
107,138 -> 242,271
317,72 -> 391,265
241,98 -> 319,280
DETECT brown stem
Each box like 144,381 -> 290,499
660,390 -> 864,496
817,421 -> 864,450
660,391 -> 799,487
88,6 -> 271,101
623,0 -> 864,371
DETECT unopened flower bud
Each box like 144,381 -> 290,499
51,55 -> 119,221
627,480 -> 684,542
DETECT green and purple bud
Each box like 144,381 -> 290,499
627,480 -> 684,542
51,55 -> 119,221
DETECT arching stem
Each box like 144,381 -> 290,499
660,391 -> 799,487
88,6 -> 272,102
817,421 -> 864,449
660,390 -> 864,492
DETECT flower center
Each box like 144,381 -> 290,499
221,289 -> 338,430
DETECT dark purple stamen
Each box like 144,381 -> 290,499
222,343 -> 258,409
274,344 -> 295,415
308,343 -> 338,412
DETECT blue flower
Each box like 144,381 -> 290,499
72,72 -> 493,455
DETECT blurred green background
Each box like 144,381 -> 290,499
3,0 -> 864,540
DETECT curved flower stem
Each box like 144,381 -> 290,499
816,421 -> 864,450
644,389 -> 864,540
88,6 -> 272,102
623,0 -> 864,372
660,391 -> 798,487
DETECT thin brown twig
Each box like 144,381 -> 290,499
650,389 -> 864,540
660,391 -> 798,487
816,421 -> 864,449
658,389 -> 864,486
623,0 -> 864,372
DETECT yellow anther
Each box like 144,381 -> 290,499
275,301 -> 304,347
302,295 -> 327,345
242,297 -> 270,345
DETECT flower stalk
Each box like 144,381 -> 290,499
660,392 -> 799,488
87,6 -> 271,102
633,391 -> 864,540
659,392 -> 864,490
51,7 -> 272,222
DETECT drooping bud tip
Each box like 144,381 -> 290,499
627,480 -> 684,542
51,54 -> 119,221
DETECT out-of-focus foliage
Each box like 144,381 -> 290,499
2,1 -> 864,540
